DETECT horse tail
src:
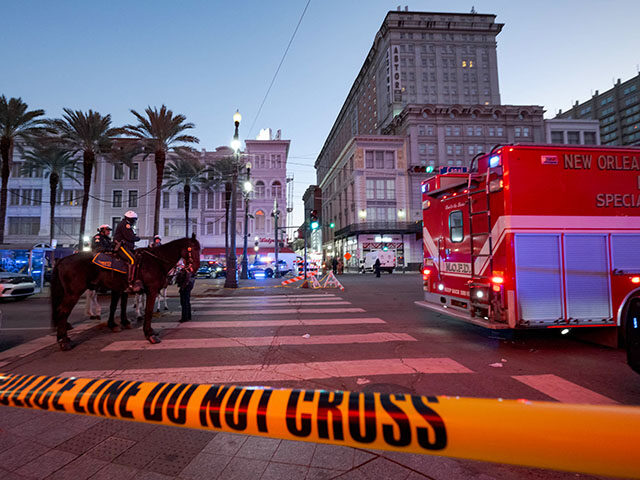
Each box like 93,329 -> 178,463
50,264 -> 65,329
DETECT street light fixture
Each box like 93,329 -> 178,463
225,110 -> 242,288
240,161 -> 252,280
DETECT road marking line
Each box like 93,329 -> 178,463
101,332 -> 416,351
153,317 -> 386,329
60,357 -> 473,382
193,294 -> 339,300
0,327 -> 52,331
190,298 -> 341,304
512,374 -> 618,405
191,307 -> 365,315
0,321 -> 99,362
190,301 -> 352,307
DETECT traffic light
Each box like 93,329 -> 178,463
411,165 -> 434,174
310,210 -> 319,230
382,245 -> 389,252
329,222 -> 335,229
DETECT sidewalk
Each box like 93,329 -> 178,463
1,407 -> 602,480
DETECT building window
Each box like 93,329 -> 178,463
446,145 -> 453,155
9,189 -> 19,206
475,126 -> 483,136
128,190 -> 138,208
466,126 -> 473,136
515,127 -> 521,137
206,191 -> 214,209
113,163 -> 124,180
21,189 -> 32,206
112,217 -> 121,232
271,181 -> 282,198
551,131 -> 564,144
8,217 -> 40,235
584,132 -> 597,145
567,131 -> 580,144
255,210 -> 265,231
449,210 -> 464,243
523,127 -> 530,137
54,217 -> 81,237
445,126 -> 452,136
163,192 -> 170,209
178,192 -> 185,209
112,190 -> 122,208
384,151 -> 395,169
192,192 -> 199,209
488,127 -> 495,136
129,163 -> 139,180
366,179 -> 395,200
206,221 -> 213,235
496,127 -> 504,136
254,181 -> 265,198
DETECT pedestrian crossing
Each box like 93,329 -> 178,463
57,292 -> 620,405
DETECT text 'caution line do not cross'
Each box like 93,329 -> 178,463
0,373 -> 639,478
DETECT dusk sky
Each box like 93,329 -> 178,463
2,0 -> 639,226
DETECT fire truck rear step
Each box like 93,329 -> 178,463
415,301 -> 509,330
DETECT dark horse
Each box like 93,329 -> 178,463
51,236 -> 200,350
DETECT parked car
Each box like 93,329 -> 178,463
0,268 -> 37,300
249,259 -> 289,278
196,266 -> 214,279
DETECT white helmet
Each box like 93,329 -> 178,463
124,210 -> 138,219
98,224 -> 111,231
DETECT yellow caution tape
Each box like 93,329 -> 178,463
1,372 -> 639,478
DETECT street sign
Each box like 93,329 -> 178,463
344,252 -> 352,260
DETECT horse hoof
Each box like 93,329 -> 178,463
164,307 -> 169,311
121,322 -> 133,330
110,325 -> 121,333
155,309 -> 160,313
147,335 -> 161,345
58,338 -> 73,351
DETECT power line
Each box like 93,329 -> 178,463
247,0 -> 312,137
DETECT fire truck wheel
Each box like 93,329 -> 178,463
622,297 -> 640,375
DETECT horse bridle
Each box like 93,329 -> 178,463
141,243 -> 197,272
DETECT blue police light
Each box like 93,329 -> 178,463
489,155 -> 501,168
421,184 -> 427,193
253,270 -> 266,280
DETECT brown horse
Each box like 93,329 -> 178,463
51,236 -> 200,350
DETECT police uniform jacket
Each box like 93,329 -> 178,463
91,233 -> 113,253
114,219 -> 140,250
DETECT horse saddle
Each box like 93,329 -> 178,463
92,253 -> 128,274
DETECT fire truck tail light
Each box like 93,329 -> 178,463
438,283 -> 445,291
492,284 -> 501,292
491,276 -> 504,284
489,179 -> 503,192
489,155 -> 501,168
476,290 -> 484,298
631,276 -> 640,284
422,268 -> 431,275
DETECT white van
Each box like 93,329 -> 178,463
361,250 -> 396,274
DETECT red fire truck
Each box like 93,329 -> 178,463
417,144 -> 640,354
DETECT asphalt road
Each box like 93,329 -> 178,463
0,273 -> 638,479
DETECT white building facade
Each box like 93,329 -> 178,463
4,133 -> 290,259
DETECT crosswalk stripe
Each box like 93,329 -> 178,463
191,301 -> 352,307
512,374 -> 618,405
190,298 -> 341,304
152,317 -> 386,329
192,307 -> 365,315
195,294 -> 338,300
101,332 -> 416,351
60,357 -> 473,382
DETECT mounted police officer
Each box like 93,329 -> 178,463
92,224 -> 113,253
150,235 -> 162,248
114,210 -> 142,292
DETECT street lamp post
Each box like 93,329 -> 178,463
225,110 -> 242,289
240,163 -> 252,280
272,198 -> 281,278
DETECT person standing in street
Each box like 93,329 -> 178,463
176,265 -> 195,323
332,257 -> 338,275
374,258 -> 381,278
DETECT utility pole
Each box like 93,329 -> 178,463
225,110 -> 242,289
303,212 -> 308,279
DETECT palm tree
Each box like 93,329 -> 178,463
123,105 -> 199,236
0,96 -> 45,242
163,149 -> 210,237
207,155 -> 243,262
20,143 -> 80,244
47,109 -> 122,246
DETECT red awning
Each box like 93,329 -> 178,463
201,248 -> 243,256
